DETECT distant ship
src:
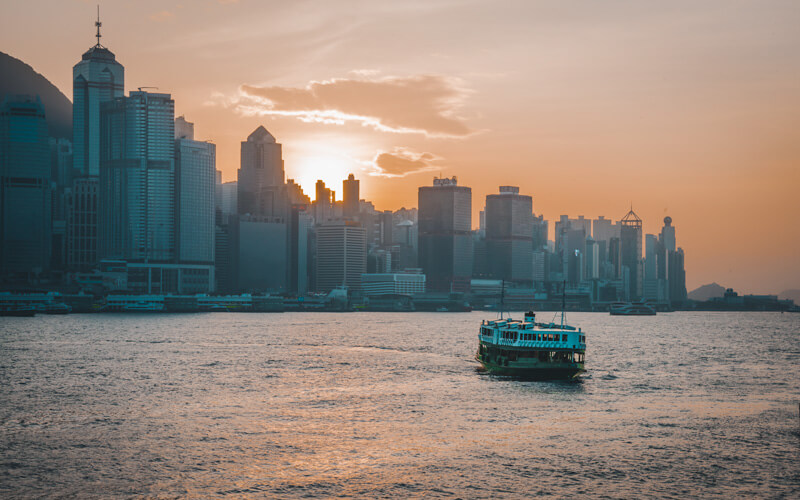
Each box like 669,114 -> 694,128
609,301 -> 657,316
476,283 -> 585,379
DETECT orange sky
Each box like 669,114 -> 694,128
2,0 -> 799,294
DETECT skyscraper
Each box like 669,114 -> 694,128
0,96 -> 52,277
98,91 -> 175,263
174,117 -> 215,269
343,173 -> 360,218
418,176 -> 473,292
315,221 -> 366,293
69,14 -> 124,271
620,208 -> 643,301
485,186 -> 533,283
238,126 -> 286,219
72,15 -> 125,177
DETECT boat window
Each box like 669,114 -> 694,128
561,334 -> 567,342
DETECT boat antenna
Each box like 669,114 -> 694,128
561,280 -> 566,329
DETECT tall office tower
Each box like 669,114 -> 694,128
174,117 -> 216,291
668,247 -> 687,305
0,96 -> 52,277
73,16 -> 125,177
418,176 -> 473,292
238,126 -> 286,219
66,177 -> 98,270
592,215 -> 619,243
619,208 -> 643,301
315,221 -> 366,293
585,237 -> 600,280
231,216 -> 287,293
393,219 -> 418,270
313,180 -> 333,222
379,210 -> 394,246
659,216 -> 676,252
98,91 -> 175,263
50,137 -> 73,272
643,233 -> 660,301
485,186 -> 533,283
174,115 -> 194,140
69,17 -> 124,271
531,214 -> 548,251
219,181 -> 238,218
289,205 -> 313,294
343,173 -> 360,217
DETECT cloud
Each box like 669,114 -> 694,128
149,10 -> 174,22
233,74 -> 474,138
369,147 -> 442,178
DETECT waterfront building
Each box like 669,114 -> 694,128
238,126 -> 287,220
66,177 -> 98,271
98,91 -> 175,263
315,220 -> 366,293
0,95 -> 52,277
418,176 -> 473,292
361,272 -> 426,296
485,186 -> 533,283
231,216 -> 287,293
619,208 -> 643,301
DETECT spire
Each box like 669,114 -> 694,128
95,5 -> 103,48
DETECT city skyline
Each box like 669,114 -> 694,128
1,1 -> 799,294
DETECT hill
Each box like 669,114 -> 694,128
0,51 -> 71,139
688,283 -> 726,302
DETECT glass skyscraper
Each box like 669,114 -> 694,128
98,91 -> 175,263
418,176 -> 473,292
69,24 -> 124,271
175,119 -> 216,265
0,96 -> 52,276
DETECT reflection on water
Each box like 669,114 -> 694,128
1,312 -> 798,497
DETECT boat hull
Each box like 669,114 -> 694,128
476,343 -> 584,380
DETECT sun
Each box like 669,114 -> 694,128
285,142 -> 364,201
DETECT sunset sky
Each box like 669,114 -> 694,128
2,0 -> 798,293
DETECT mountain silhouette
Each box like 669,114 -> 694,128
687,282 -> 726,302
0,51 -> 71,139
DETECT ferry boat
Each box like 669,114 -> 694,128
609,301 -> 656,316
476,312 -> 586,379
476,285 -> 586,379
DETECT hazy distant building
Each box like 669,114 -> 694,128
418,176 -> 473,292
315,221 -> 366,293
343,173 -> 360,218
174,117 -> 215,285
98,91 -> 175,263
531,214 -> 548,251
620,208 -> 643,301
219,181 -> 238,218
238,126 -> 287,220
0,96 -> 52,277
313,180 -> 334,223
485,186 -> 533,282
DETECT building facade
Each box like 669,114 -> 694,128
417,176 -> 473,292
0,96 -> 52,277
315,221 -> 366,293
485,186 -> 533,283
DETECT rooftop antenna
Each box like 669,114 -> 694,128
95,5 -> 103,47
137,87 -> 160,92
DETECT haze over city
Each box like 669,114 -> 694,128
2,0 -> 799,294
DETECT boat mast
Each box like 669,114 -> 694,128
500,279 -> 505,320
561,280 -> 566,329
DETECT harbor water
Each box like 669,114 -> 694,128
1,312 -> 798,497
